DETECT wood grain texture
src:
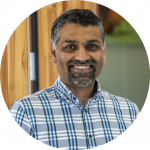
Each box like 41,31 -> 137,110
83,1 -> 93,12
0,19 -> 28,109
62,1 -> 72,12
38,4 -> 58,90
72,0 -> 83,9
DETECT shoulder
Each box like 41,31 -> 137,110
10,86 -> 56,111
100,89 -> 137,104
100,89 -> 140,116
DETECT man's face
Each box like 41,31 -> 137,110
50,23 -> 106,87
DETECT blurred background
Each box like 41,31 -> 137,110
98,5 -> 149,111
0,0 -> 149,110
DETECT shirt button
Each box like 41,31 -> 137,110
73,97 -> 76,100
89,135 -> 92,138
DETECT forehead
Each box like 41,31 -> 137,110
57,23 -> 102,43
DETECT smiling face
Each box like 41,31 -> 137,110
50,23 -> 106,87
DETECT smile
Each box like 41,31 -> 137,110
70,65 -> 93,73
73,65 -> 90,69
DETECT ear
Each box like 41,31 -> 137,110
103,43 -> 106,63
50,43 -> 56,64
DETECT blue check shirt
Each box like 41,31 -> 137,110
10,77 -> 139,149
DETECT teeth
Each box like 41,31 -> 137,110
74,66 -> 90,69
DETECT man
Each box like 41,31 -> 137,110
10,9 -> 139,149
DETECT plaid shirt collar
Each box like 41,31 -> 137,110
54,76 -> 101,111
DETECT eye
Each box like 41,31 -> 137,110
66,45 -> 76,49
88,45 -> 98,48
64,44 -> 99,52
89,45 -> 95,47
65,45 -> 75,49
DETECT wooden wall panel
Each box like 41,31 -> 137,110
56,1 -> 63,16
0,19 -> 28,109
93,2 -> 99,15
37,0 -> 99,90
83,1 -> 96,13
0,46 -> 8,106
38,4 -> 59,90
72,0 -> 83,9
62,1 -> 72,12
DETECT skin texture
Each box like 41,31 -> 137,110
50,23 -> 106,106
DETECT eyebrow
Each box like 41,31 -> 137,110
62,39 -> 101,45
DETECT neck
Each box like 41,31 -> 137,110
65,81 -> 96,107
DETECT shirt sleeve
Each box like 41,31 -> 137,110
9,100 -> 35,137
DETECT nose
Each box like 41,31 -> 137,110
75,46 -> 90,61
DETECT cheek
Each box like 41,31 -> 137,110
95,56 -> 104,74
57,54 -> 68,71
62,56 -> 65,61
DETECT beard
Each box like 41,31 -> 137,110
68,66 -> 96,87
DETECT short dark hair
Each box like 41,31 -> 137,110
51,9 -> 105,49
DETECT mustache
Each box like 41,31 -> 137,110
67,59 -> 97,67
